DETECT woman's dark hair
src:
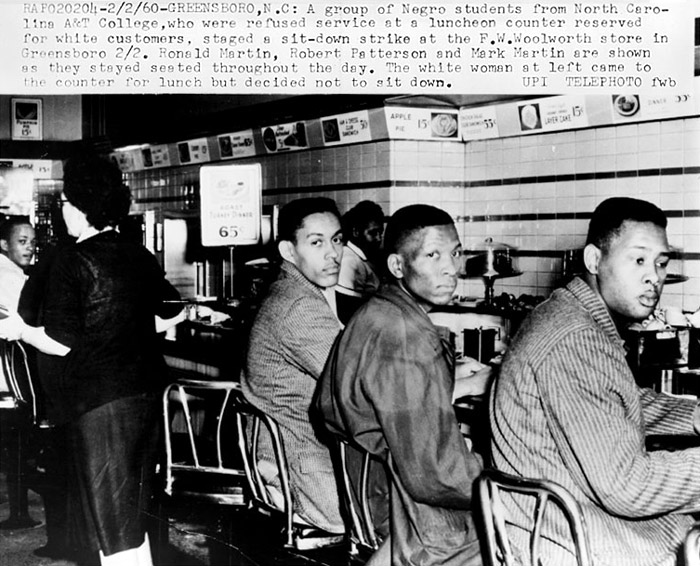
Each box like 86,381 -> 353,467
63,154 -> 132,230
586,197 -> 667,253
277,197 -> 340,243
383,204 -> 454,255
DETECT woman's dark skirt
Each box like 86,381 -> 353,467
68,392 -> 161,556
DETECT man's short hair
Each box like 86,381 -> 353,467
342,200 -> 384,237
383,204 -> 455,256
277,197 -> 341,243
0,216 -> 32,242
586,197 -> 667,252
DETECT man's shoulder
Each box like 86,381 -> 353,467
253,274 -> 332,332
347,289 -> 434,342
510,288 -> 598,355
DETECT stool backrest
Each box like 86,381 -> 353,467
685,522 -> 700,566
0,340 -> 37,422
337,439 -> 382,558
477,468 -> 591,566
162,379 -> 246,506
231,388 -> 294,546
233,390 -> 345,551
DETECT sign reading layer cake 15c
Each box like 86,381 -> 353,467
199,164 -> 262,248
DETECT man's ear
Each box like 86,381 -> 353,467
0,239 -> 8,254
386,253 -> 404,279
278,240 -> 296,264
583,243 -> 601,275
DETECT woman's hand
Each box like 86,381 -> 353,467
0,311 -> 28,341
453,357 -> 495,402
194,305 -> 231,324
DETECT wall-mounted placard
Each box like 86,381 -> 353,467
260,122 -> 308,153
11,98 -> 42,141
111,149 -> 139,172
639,93 -> 696,119
149,144 -> 171,168
460,105 -> 500,141
177,138 -> 210,165
384,107 -> 460,140
217,130 -> 256,160
539,96 -> 588,130
321,111 -> 371,145
199,164 -> 261,247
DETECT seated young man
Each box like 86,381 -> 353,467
241,197 -> 345,535
316,204 -> 492,566
491,197 -> 700,566
336,200 -> 385,323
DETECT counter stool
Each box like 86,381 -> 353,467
477,468 -> 591,566
0,339 -> 41,529
161,379 -> 247,506
231,389 -> 345,551
337,439 -> 383,561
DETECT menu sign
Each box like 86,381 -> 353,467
111,150 -> 137,172
539,96 -> 588,130
199,164 -> 262,247
321,111 -> 371,145
217,130 -> 256,160
460,106 -> 500,141
384,107 -> 460,140
516,96 -> 588,133
149,144 -> 171,168
623,93 -> 695,121
11,98 -> 42,141
261,122 -> 308,153
178,138 -> 210,164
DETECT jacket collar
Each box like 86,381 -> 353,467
565,276 -> 626,349
377,282 -> 454,360
280,260 -> 327,297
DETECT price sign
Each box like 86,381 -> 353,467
460,106 -> 500,141
199,164 -> 262,247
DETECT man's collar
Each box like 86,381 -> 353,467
566,276 -> 626,347
346,241 -> 367,261
0,254 -> 24,274
280,260 -> 327,292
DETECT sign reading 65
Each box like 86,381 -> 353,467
219,226 -> 239,238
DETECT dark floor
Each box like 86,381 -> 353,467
0,471 -> 357,566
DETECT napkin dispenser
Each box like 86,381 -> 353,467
626,327 -> 691,369
463,327 -> 500,363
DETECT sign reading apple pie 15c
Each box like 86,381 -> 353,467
199,164 -> 262,247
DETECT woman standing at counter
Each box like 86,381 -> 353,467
0,154 -> 184,566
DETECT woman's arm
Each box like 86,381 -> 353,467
155,309 -> 186,333
0,312 -> 70,356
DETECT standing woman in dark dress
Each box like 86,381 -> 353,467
0,154 -> 185,566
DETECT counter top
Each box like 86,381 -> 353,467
162,317 -> 252,381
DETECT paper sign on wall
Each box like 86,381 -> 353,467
460,106 -> 500,141
178,138 -> 210,164
217,130 -> 256,160
322,111 -> 371,145
199,164 -> 262,247
384,107 -> 460,140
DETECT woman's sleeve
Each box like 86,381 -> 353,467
41,252 -> 82,349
